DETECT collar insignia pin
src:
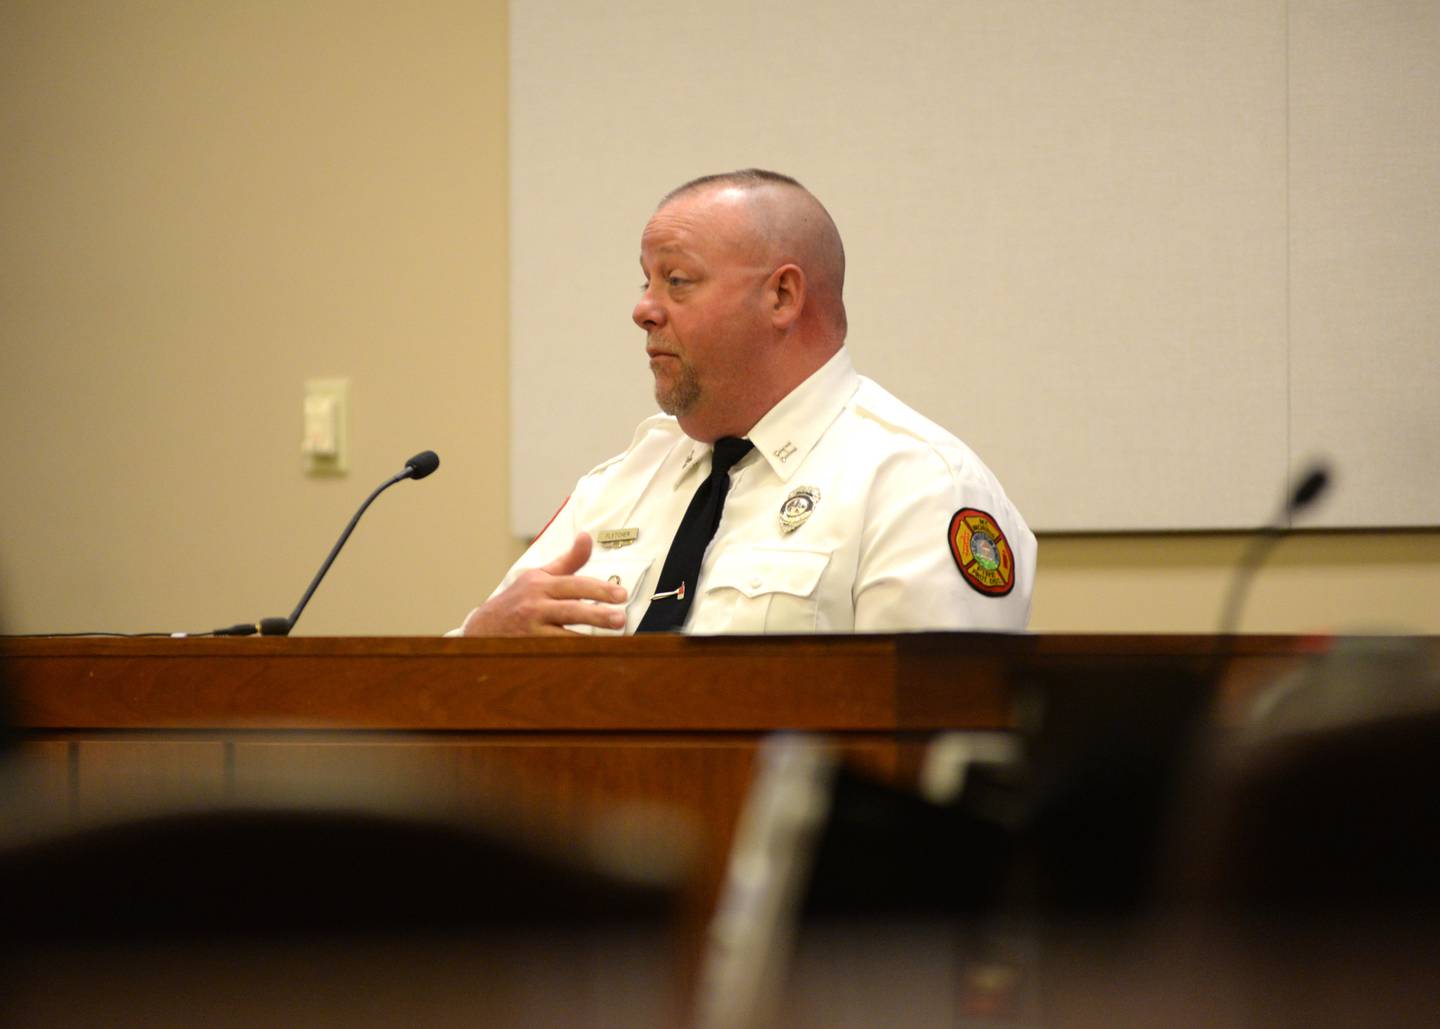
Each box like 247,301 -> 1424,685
779,486 -> 821,534
774,441 -> 798,463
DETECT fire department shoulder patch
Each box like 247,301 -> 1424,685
948,508 -> 1016,597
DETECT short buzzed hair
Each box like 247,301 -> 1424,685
660,168 -> 805,207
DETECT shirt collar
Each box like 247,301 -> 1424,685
670,347 -> 859,488
746,347 -> 859,482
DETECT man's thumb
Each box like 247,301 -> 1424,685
542,532 -> 593,576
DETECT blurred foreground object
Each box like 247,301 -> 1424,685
0,759 -> 687,1028
699,638 -> 1440,1027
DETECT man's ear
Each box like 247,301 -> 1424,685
766,264 -> 806,329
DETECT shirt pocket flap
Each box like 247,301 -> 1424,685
707,547 -> 831,600
580,553 -> 655,608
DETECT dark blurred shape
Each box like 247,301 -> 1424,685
0,806 -> 673,941
1195,636 -> 1440,912
1013,660 -> 1213,918
800,762 -> 1015,920
0,798 -> 683,1026
1217,706 -> 1440,910
701,639 -> 1440,1025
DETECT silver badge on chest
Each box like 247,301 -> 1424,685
779,486 -> 821,534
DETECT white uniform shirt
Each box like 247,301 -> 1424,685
478,347 -> 1035,635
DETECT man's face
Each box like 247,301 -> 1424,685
633,188 -> 771,434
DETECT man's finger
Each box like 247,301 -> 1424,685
547,573 -> 628,604
541,532 -> 593,577
547,599 -> 628,631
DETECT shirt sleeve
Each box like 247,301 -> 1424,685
852,445 -> 1035,632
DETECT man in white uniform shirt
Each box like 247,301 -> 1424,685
457,170 -> 1034,636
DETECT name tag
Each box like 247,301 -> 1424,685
597,528 -> 640,549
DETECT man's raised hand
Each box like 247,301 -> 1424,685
460,533 -> 628,636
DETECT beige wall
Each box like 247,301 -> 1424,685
1,2 -> 1435,637
1032,533 -> 1440,635
0,0 -> 520,636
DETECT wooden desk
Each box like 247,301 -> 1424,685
0,633 -> 1342,899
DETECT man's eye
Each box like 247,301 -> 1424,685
667,276 -> 688,287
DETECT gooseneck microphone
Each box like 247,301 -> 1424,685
213,451 -> 440,637
1217,462 -> 1331,639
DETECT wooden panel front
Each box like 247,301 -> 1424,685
4,634 -> 1012,731
73,739 -> 227,818
5,633 -> 1424,922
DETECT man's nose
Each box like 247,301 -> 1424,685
633,290 -> 664,330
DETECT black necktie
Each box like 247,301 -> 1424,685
636,437 -> 754,633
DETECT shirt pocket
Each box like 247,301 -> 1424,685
697,546 -> 832,634
575,552 -> 655,635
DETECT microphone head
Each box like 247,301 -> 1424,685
404,450 -> 440,480
1288,464 -> 1330,514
